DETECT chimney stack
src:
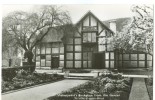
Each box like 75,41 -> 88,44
109,20 -> 116,33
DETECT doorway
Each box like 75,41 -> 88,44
92,52 -> 105,69
51,56 -> 59,68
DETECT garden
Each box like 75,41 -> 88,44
145,77 -> 153,100
2,69 -> 64,93
46,71 -> 132,100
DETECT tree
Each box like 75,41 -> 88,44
113,5 -> 153,55
3,5 -> 72,71
61,24 -> 78,44
2,27 -> 21,67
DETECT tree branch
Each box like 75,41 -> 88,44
27,12 -> 46,48
30,26 -> 56,50
9,27 -> 28,51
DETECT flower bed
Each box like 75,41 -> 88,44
46,72 -> 132,100
2,70 -> 64,93
145,77 -> 153,100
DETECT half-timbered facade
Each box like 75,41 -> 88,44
64,11 -> 116,69
35,11 -> 153,69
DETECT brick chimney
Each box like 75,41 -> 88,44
109,20 -> 116,33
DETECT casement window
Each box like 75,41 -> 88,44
83,32 -> 96,43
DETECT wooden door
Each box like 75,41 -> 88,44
92,52 -> 105,69
51,57 -> 59,68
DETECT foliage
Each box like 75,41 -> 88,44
146,77 -> 153,86
60,24 -> 78,44
2,28 -> 22,67
2,5 -> 72,70
2,28 -> 19,59
113,5 -> 153,54
2,66 -> 31,81
2,69 -> 64,93
145,77 -> 153,100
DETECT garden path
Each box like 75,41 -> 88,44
129,78 -> 150,100
2,79 -> 88,100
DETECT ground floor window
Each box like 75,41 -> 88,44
117,53 -> 152,68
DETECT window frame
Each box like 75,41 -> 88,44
82,32 -> 97,43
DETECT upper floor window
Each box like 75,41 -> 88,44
83,32 -> 96,43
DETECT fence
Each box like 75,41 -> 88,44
115,52 -> 153,69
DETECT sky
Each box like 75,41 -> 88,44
2,4 -> 135,23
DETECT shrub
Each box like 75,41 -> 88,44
13,81 -> 22,88
101,77 -> 116,84
88,90 -> 99,94
2,81 -> 13,92
146,77 -> 153,86
122,78 -> 131,85
2,67 -> 31,81
116,82 -> 130,92
92,73 -> 131,94
103,83 -> 116,93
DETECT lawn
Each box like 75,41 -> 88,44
46,71 -> 132,100
2,70 -> 64,93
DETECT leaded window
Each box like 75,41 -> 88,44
83,32 -> 96,43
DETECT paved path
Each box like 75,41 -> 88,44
2,79 -> 88,100
129,78 -> 150,100
123,74 -> 150,78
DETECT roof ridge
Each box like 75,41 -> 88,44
75,10 -> 114,34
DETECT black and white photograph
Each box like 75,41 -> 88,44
2,4 -> 153,100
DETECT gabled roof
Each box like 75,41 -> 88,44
41,28 -> 63,42
75,11 -> 114,34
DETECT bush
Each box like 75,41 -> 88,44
2,66 -> 31,81
92,73 -> 131,94
122,78 -> 131,85
102,72 -> 123,79
102,83 -> 116,93
2,81 -> 13,92
146,77 -> 153,86
116,82 -> 130,92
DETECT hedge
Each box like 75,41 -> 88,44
2,66 -> 33,81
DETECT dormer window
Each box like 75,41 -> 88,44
83,32 -> 96,43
